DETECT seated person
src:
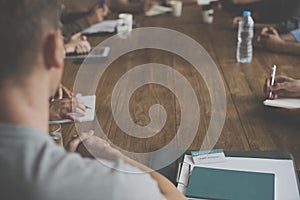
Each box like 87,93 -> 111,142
227,0 -> 300,33
0,1 -> 185,199
60,1 -> 109,37
264,75 -> 300,99
257,27 -> 300,55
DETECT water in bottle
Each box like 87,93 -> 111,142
236,11 -> 254,63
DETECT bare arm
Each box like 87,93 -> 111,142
75,135 -> 187,200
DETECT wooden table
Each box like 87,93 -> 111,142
61,5 -> 300,170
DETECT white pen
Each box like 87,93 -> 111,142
269,64 -> 277,98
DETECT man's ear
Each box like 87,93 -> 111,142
43,30 -> 64,70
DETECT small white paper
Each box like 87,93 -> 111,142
263,98 -> 300,109
49,95 -> 96,124
81,20 -> 118,34
145,5 -> 172,16
197,0 -> 218,5
191,149 -> 226,164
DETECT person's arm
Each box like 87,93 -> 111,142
73,133 -> 186,200
257,27 -> 300,55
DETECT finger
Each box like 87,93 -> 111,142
81,35 -> 87,41
260,27 -> 269,34
269,27 -> 278,35
65,113 -> 82,122
66,130 -> 94,152
72,100 -> 87,112
72,107 -> 86,116
71,32 -> 81,40
76,45 -> 84,54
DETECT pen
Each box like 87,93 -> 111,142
269,64 -> 277,98
99,0 -> 104,8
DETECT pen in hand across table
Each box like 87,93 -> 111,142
269,64 -> 277,99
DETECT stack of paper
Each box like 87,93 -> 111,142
145,5 -> 172,16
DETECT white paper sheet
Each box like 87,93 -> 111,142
81,20 -> 118,34
197,0 -> 218,5
177,155 -> 300,200
145,5 -> 172,16
49,95 -> 96,124
263,98 -> 300,109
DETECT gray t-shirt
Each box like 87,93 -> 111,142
0,123 -> 164,200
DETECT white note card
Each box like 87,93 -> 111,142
49,95 -> 96,124
81,20 -> 118,34
263,98 -> 300,109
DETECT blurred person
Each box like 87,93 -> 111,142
226,0 -> 300,33
0,1 -> 186,200
60,2 -> 109,37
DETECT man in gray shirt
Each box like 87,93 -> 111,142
0,1 -> 186,200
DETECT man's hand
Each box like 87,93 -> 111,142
87,4 -> 109,25
49,97 -> 86,121
64,33 -> 92,55
264,75 -> 300,99
54,83 -> 74,100
257,27 -> 285,52
66,130 -> 95,152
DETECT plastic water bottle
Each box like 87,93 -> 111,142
236,11 -> 254,63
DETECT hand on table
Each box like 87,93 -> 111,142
264,75 -> 300,99
64,33 -> 92,55
257,27 -> 285,52
49,97 -> 86,121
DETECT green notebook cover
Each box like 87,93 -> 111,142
185,167 -> 275,200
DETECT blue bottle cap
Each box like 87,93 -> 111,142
243,11 -> 251,17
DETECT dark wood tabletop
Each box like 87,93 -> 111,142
60,5 -> 300,171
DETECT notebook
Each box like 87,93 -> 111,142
263,98 -> 300,109
49,95 -> 96,124
185,166 -> 275,200
81,20 -> 118,35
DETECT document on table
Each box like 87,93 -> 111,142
81,20 -> 118,34
197,0 -> 218,5
263,98 -> 300,109
49,95 -> 96,124
177,155 -> 300,200
145,5 -> 172,16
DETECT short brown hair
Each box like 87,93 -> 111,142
0,0 -> 59,82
